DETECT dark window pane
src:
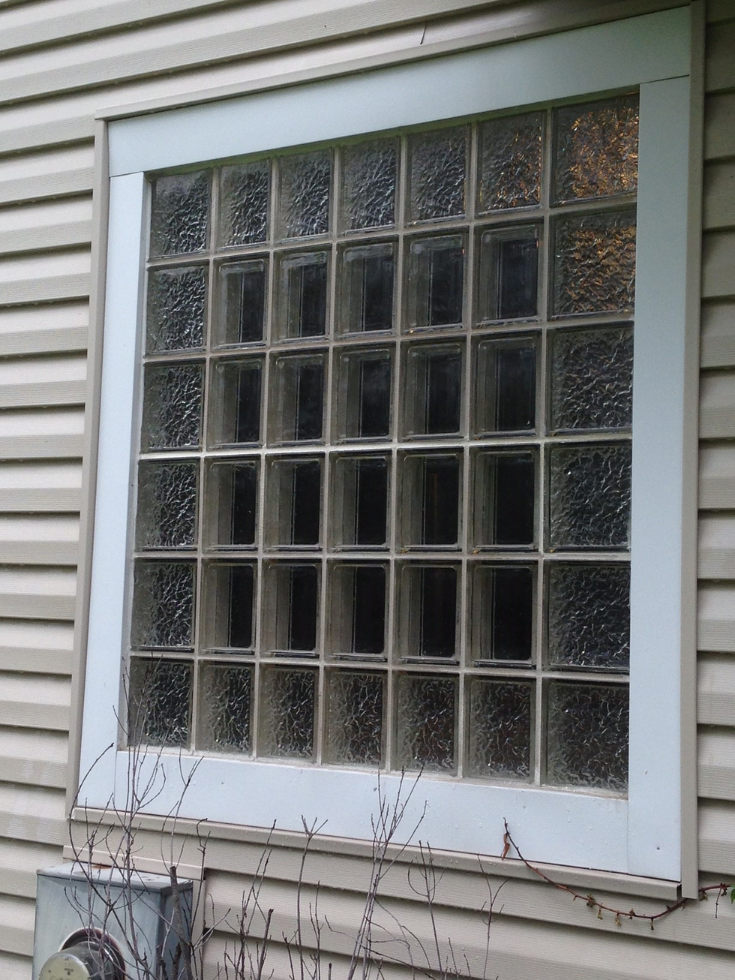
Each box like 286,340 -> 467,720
228,565 -> 254,648
296,362 -> 324,440
496,238 -> 538,319
495,346 -> 536,430
235,364 -> 262,443
422,456 -> 459,545
426,351 -> 461,433
297,261 -> 327,336
291,461 -> 321,545
429,245 -> 464,325
491,567 -> 533,660
355,458 -> 388,546
420,567 -> 456,657
362,253 -> 394,331
235,265 -> 266,342
359,358 -> 391,437
289,566 -> 318,651
493,455 -> 535,545
353,566 -> 386,654
231,465 -> 257,545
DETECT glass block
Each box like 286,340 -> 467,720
131,560 -> 196,650
408,127 -> 467,222
403,343 -> 463,436
259,667 -> 316,759
399,565 -> 458,659
278,151 -> 331,239
474,338 -> 536,434
478,112 -> 543,212
335,348 -> 392,441
340,139 -> 397,231
219,161 -> 270,246
395,673 -> 457,772
136,460 -> 198,550
548,443 -> 631,550
550,326 -> 633,431
477,226 -> 539,321
472,565 -> 534,662
150,171 -> 210,257
266,457 -> 322,548
548,562 -> 630,670
554,95 -> 639,204
205,562 -> 256,651
198,663 -> 253,754
552,210 -> 636,317
264,563 -> 319,653
276,250 -> 329,339
338,243 -> 395,334
468,679 -> 533,779
401,453 -> 461,549
332,455 -> 389,549
216,260 -> 267,346
326,670 -> 384,765
209,358 -> 263,446
546,681 -> 628,791
328,564 -> 387,656
206,460 -> 258,548
141,362 -> 203,452
474,451 -> 536,548
270,353 -> 325,443
128,658 -> 192,747
147,266 -> 206,353
407,236 -> 465,329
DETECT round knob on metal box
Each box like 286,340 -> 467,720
39,935 -> 124,980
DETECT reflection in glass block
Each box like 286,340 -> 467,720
278,151 -> 331,238
266,458 -> 321,548
208,461 -> 258,548
336,349 -> 392,440
206,563 -> 255,650
404,344 -> 462,436
468,679 -> 533,779
271,354 -> 324,443
327,671 -> 384,764
341,139 -> 397,230
277,251 -> 328,339
260,667 -> 316,758
129,658 -> 192,747
210,359 -> 263,446
199,663 -> 253,753
266,563 -> 319,653
478,112 -> 543,212
408,236 -> 464,328
472,565 -> 533,661
332,456 -> 388,548
548,443 -> 631,550
477,227 -> 539,321
141,363 -> 203,451
550,327 -> 633,431
339,243 -> 394,333
548,563 -> 630,669
150,171 -> 209,257
329,565 -> 386,655
131,561 -> 196,649
147,266 -> 206,353
409,127 -> 467,221
554,95 -> 639,203
395,674 -> 456,772
402,454 -> 460,548
475,339 -> 536,434
136,461 -> 198,550
553,210 -> 636,317
546,682 -> 628,791
219,161 -> 270,246
400,565 -> 458,659
475,452 -> 535,547
217,261 -> 266,346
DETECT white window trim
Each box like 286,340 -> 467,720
79,7 -> 693,880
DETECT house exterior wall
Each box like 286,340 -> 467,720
0,1 -> 733,978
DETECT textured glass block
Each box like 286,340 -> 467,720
550,327 -> 633,431
341,139 -> 397,230
548,443 -> 631,550
150,171 -> 209,257
141,363 -> 203,451
278,151 -> 331,238
329,564 -> 386,655
209,358 -> 263,446
265,563 -> 319,653
478,112 -> 543,212
546,682 -> 628,791
207,460 -> 258,548
131,560 -> 196,649
409,127 -> 467,221
198,663 -> 253,754
404,343 -> 462,436
338,243 -> 395,334
276,251 -> 329,339
266,457 -> 322,548
474,339 -> 536,434
395,674 -> 457,772
477,226 -> 539,321
553,210 -> 636,317
407,236 -> 465,329
474,452 -> 536,548
554,95 -> 639,204
259,667 -> 316,759
400,565 -> 458,659
219,161 -> 270,246
146,266 -> 206,353
335,348 -> 392,441
401,453 -> 461,548
472,565 -> 534,662
468,679 -> 533,779
136,461 -> 198,550
216,260 -> 267,346
270,354 -> 325,443
332,455 -> 389,548
205,563 -> 255,650
548,563 -> 630,669
326,670 -> 384,765
129,658 -> 192,747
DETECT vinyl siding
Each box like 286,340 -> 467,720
0,1 -> 733,978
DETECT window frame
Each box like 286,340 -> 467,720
79,7 -> 694,880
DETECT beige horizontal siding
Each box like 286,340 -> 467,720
704,91 -> 735,160
701,301 -> 735,369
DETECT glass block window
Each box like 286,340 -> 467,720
129,94 -> 637,791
